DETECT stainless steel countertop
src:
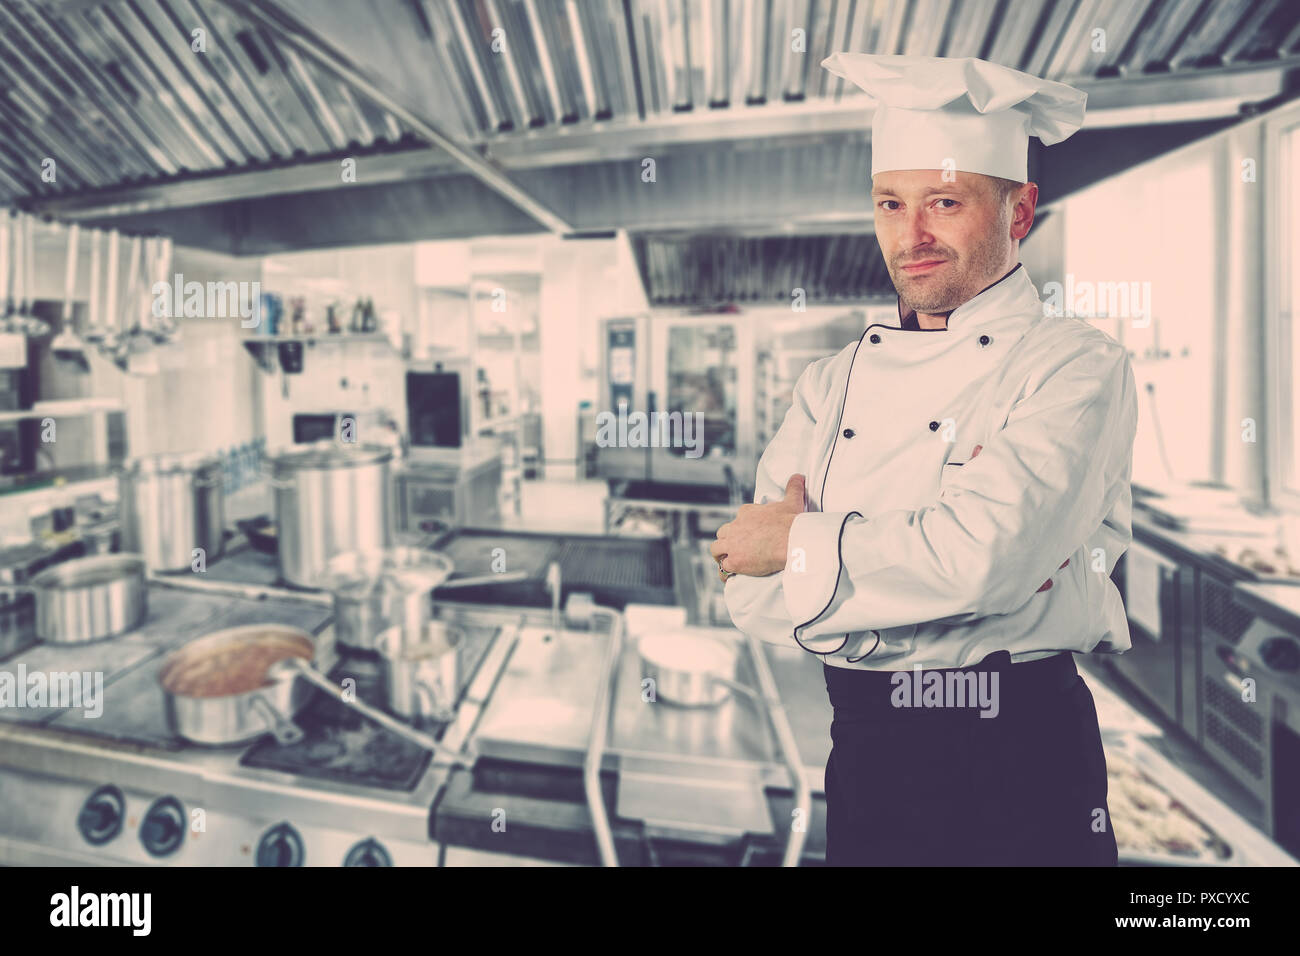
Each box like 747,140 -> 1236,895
472,625 -> 832,789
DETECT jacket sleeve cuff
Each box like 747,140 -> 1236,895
782,510 -> 860,634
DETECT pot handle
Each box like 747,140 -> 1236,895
249,693 -> 305,746
281,658 -> 473,767
710,676 -> 761,700
413,674 -> 455,725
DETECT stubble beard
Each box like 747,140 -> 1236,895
890,209 -> 1013,317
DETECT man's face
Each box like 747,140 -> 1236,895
871,170 -> 1022,317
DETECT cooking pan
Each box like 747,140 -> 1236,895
237,516 -> 279,554
159,622 -> 472,764
324,543 -> 525,651
637,630 -> 755,707
324,545 -> 454,652
160,624 -> 313,747
378,620 -> 463,725
24,553 -> 148,644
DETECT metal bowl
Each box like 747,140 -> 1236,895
638,631 -> 738,707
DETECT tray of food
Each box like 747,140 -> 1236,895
1103,733 -> 1235,865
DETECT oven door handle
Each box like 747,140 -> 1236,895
1215,645 -> 1255,692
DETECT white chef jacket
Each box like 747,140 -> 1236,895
725,264 -> 1138,670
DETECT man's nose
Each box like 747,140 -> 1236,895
899,209 -> 935,248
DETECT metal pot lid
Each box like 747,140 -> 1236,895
270,441 -> 393,471
30,553 -> 146,588
123,451 -> 219,476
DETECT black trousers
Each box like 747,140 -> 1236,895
822,650 -> 1118,866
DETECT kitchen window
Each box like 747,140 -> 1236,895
1265,105 -> 1300,509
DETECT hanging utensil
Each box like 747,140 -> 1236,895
98,228 -> 120,357
5,211 -> 23,334
102,230 -> 133,369
12,212 -> 51,337
26,213 -> 51,335
0,211 -> 11,329
142,235 -> 175,346
121,234 -> 150,355
4,212 -> 29,334
141,236 -> 168,345
156,235 -> 178,341
82,228 -> 105,344
110,235 -> 143,370
51,222 -> 87,369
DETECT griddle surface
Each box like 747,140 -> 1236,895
431,528 -> 676,608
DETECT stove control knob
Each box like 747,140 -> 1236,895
1260,636 -> 1300,672
139,796 -> 186,857
256,823 -> 304,867
344,838 -> 392,867
77,785 -> 125,846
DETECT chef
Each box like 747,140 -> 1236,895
711,53 -> 1138,866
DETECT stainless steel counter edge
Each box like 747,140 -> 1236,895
1133,508 -> 1300,631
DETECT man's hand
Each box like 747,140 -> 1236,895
711,475 -> 807,579
969,444 -> 1068,591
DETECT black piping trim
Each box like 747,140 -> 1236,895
845,630 -> 881,664
789,330 -> 863,658
790,509 -> 861,656
972,264 -> 1019,300
883,263 -> 1026,334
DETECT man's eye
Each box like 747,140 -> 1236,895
935,199 -> 959,208
877,200 -> 899,211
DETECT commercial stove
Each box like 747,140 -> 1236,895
0,535 -> 836,866
0,545 -> 516,867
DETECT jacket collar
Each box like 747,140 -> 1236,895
895,263 -> 1040,333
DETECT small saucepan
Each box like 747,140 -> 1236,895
378,620 -> 463,726
159,623 -> 471,764
637,630 -> 756,707
324,546 -> 455,652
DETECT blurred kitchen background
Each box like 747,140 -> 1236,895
0,0 -> 1299,867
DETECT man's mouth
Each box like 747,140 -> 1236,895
900,259 -> 947,274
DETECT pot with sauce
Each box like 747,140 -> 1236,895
159,622 -> 474,765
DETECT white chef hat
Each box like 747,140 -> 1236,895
821,53 -> 1087,182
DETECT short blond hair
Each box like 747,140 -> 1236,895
987,175 -> 1025,205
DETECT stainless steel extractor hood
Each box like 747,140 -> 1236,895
0,0 -> 1294,255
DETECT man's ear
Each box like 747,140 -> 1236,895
1010,182 -> 1038,241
